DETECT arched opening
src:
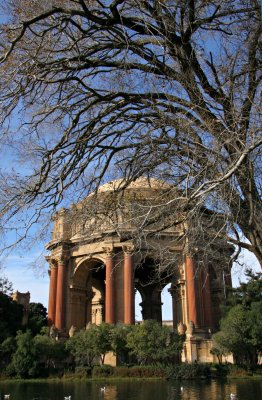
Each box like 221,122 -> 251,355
161,283 -> 173,324
89,262 -> 105,325
134,258 -> 161,323
70,258 -> 105,329
135,289 -> 143,322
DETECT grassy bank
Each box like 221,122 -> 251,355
1,364 -> 262,382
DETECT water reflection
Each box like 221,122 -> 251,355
0,379 -> 261,400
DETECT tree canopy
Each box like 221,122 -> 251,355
0,1 -> 261,266
213,271 -> 262,365
0,292 -> 23,343
126,319 -> 183,365
27,302 -> 48,335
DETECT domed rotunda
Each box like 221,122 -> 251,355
46,178 -> 233,362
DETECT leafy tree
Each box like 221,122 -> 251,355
0,336 -> 16,372
0,272 -> 13,295
246,301 -> 262,358
126,320 -> 183,365
109,323 -> 132,364
213,272 -> 262,365
10,330 -> 38,378
66,329 -> 95,367
0,1 -> 261,268
210,342 -> 227,365
0,292 -> 23,343
27,302 -> 48,336
34,331 -> 68,372
66,323 -> 113,366
213,304 -> 259,365
229,270 -> 262,307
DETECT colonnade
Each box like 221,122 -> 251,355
47,252 -> 215,334
104,247 -> 135,325
47,257 -> 68,331
47,247 -> 136,332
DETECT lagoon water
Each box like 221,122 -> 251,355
0,380 -> 261,400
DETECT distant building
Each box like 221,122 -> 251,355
12,291 -> 30,325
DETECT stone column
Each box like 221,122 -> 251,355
169,283 -> 185,329
105,249 -> 115,324
55,257 -> 67,332
47,258 -> 58,327
201,269 -> 213,329
123,247 -> 135,324
168,286 -> 178,329
185,255 -> 199,328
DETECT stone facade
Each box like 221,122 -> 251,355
46,178 -> 233,362
11,290 -> 30,326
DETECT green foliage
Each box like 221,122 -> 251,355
246,301 -> 262,354
214,272 -> 262,366
168,363 -> 211,380
66,323 -> 113,367
0,274 -> 13,295
0,336 -> 16,373
227,270 -> 262,309
0,292 -> 23,343
74,366 -> 92,377
27,302 -> 48,336
114,365 -> 166,378
109,323 -> 132,363
92,364 -> 114,377
34,332 -> 68,372
1,329 -> 68,378
92,365 -> 166,378
10,330 -> 38,378
126,320 -> 183,365
210,344 -> 227,365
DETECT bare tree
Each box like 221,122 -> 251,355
0,1 -> 261,265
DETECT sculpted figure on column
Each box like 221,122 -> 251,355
123,246 -> 135,325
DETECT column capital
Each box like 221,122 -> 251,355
45,256 -> 58,269
122,245 -> 135,255
103,246 -> 114,258
55,255 -> 69,266
184,242 -> 198,258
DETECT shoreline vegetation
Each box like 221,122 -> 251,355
1,364 -> 262,383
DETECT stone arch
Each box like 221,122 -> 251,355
134,256 -> 173,324
69,257 -> 106,330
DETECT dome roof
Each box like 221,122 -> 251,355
97,177 -> 170,193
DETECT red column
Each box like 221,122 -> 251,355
105,250 -> 115,324
55,257 -> 67,332
185,255 -> 199,327
47,259 -> 58,327
124,249 -> 135,324
201,269 -> 213,329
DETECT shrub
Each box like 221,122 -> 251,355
92,364 -> 114,377
169,363 -> 211,380
114,365 -> 166,378
75,366 -> 92,377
